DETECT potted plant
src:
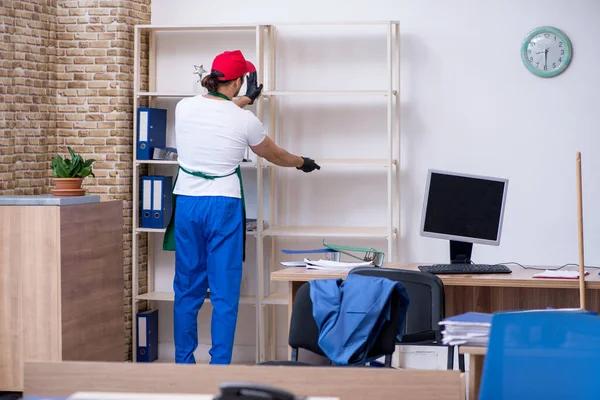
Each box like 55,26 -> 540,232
51,146 -> 96,196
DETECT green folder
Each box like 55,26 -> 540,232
322,241 -> 385,267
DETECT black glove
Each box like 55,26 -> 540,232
297,157 -> 320,173
244,72 -> 263,104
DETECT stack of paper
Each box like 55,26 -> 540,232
439,312 -> 492,347
304,258 -> 373,270
532,269 -> 589,279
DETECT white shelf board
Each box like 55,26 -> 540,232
264,158 -> 396,168
135,159 -> 396,170
261,226 -> 389,238
136,159 -> 178,165
266,20 -> 399,26
136,228 -> 258,237
136,24 -> 260,32
136,228 -> 167,234
262,293 -> 288,306
263,90 -> 396,97
135,21 -> 399,32
137,291 -> 256,305
136,92 -> 196,98
136,160 -> 258,169
135,92 -> 252,101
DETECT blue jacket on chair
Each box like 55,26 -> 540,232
309,273 -> 410,365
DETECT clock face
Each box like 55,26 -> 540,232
521,26 -> 572,78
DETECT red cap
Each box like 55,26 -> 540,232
211,50 -> 256,81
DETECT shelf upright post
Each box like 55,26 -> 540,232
394,22 -> 401,262
131,25 -> 141,362
147,29 -> 157,299
267,24 -> 278,361
386,22 -> 394,261
255,24 -> 266,363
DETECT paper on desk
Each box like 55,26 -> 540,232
304,258 -> 373,270
280,261 -> 307,267
532,269 -> 590,279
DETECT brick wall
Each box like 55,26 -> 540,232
0,0 -> 57,195
53,0 -> 151,360
1,0 -> 151,360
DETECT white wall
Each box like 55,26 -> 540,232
148,0 -> 600,364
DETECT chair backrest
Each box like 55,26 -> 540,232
288,282 -> 326,358
479,310 -> 600,400
349,267 -> 445,338
288,280 -> 403,362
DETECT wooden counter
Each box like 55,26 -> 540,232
0,196 -> 126,391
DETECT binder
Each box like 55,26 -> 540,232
140,176 -> 173,229
137,107 -> 167,160
136,309 -> 158,362
141,176 -> 153,228
149,176 -> 173,229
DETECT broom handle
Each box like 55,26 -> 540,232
576,152 -> 586,309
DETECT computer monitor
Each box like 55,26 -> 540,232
419,169 -> 509,264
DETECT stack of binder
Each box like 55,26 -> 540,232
141,176 -> 173,229
439,312 -> 492,347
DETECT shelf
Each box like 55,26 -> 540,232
135,92 -> 252,101
136,24 -> 260,32
136,160 -> 258,169
262,293 -> 288,305
137,90 -> 397,98
132,20 -> 401,364
137,291 -> 257,304
134,158 -> 396,170
135,22 -> 399,32
136,159 -> 178,165
136,92 -> 196,98
264,158 -> 396,169
263,90 -> 397,97
261,226 -> 391,238
136,227 -> 167,234
136,228 -> 258,237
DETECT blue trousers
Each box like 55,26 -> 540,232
173,195 -> 243,364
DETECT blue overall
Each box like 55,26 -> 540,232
173,192 -> 243,364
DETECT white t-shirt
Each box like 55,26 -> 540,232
173,95 -> 266,198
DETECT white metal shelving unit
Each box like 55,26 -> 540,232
255,21 -> 401,362
131,21 -> 400,364
131,23 -> 272,363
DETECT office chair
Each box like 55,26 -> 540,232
258,279 -> 402,367
479,310 -> 600,400
349,267 -> 456,370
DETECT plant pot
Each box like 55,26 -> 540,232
51,178 -> 86,196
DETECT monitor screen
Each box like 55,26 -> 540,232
420,170 -> 508,245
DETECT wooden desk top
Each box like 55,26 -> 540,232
271,262 -> 600,289
459,346 -> 487,356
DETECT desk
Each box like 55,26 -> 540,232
24,361 -> 466,400
271,262 -> 600,389
459,346 -> 486,400
272,263 -> 600,323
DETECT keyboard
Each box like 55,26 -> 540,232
418,263 -> 512,275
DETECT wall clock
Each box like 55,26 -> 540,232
521,26 -> 572,78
